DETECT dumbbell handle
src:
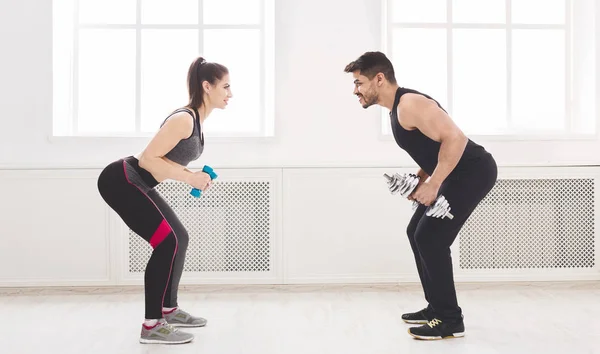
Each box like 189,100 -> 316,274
190,165 -> 218,198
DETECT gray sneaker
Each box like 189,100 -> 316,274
163,308 -> 207,327
139,319 -> 194,344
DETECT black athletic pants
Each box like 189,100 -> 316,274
406,153 -> 497,322
97,156 -> 189,319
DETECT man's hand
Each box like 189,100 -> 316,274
407,168 -> 428,201
411,180 -> 441,206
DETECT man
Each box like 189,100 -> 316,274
344,51 -> 497,340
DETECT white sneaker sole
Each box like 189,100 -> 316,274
408,330 -> 465,340
139,336 -> 194,344
169,322 -> 207,328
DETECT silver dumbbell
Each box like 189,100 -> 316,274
383,173 -> 454,220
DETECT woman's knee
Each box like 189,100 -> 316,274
174,228 -> 189,251
154,232 -> 178,252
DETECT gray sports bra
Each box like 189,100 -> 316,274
160,107 -> 204,166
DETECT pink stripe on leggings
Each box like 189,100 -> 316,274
150,219 -> 172,249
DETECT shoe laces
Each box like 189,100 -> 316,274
177,308 -> 190,316
427,318 -> 443,328
158,320 -> 179,332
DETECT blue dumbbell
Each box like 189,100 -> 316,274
190,165 -> 218,198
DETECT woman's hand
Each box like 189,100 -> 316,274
186,171 -> 211,191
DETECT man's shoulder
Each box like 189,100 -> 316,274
398,92 -> 432,112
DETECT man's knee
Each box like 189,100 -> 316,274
406,223 -> 416,240
414,228 -> 434,255
406,215 -> 422,241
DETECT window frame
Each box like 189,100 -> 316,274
380,0 -> 598,142
53,0 -> 275,139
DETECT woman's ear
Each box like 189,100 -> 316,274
202,81 -> 211,93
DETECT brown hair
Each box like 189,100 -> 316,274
185,56 -> 229,109
344,51 -> 397,84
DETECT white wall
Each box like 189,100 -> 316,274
1,0 -> 600,287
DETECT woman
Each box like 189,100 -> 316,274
97,57 -> 232,344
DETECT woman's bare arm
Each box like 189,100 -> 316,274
138,112 -> 195,184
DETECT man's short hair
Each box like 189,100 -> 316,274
344,51 -> 397,84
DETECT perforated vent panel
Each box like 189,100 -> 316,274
459,179 -> 595,270
128,180 -> 272,273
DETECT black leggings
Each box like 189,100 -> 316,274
407,153 -> 497,322
97,156 -> 189,319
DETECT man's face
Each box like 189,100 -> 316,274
352,71 -> 379,109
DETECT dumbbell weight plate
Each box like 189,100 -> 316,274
425,196 -> 454,219
398,174 -> 420,197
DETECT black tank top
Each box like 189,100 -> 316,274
389,87 -> 489,176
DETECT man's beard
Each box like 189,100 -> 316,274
361,93 -> 377,108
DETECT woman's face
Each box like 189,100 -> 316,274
205,74 -> 232,109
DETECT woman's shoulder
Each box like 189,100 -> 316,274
162,107 -> 196,125
168,106 -> 196,119
160,107 -> 197,139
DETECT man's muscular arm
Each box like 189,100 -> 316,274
398,94 -> 468,187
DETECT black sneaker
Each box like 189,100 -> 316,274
401,308 -> 432,324
408,318 -> 465,340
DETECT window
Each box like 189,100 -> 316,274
53,0 -> 274,138
382,0 -> 596,137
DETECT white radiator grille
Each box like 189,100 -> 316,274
459,178 -> 595,270
128,180 -> 272,273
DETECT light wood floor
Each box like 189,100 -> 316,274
1,282 -> 599,354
